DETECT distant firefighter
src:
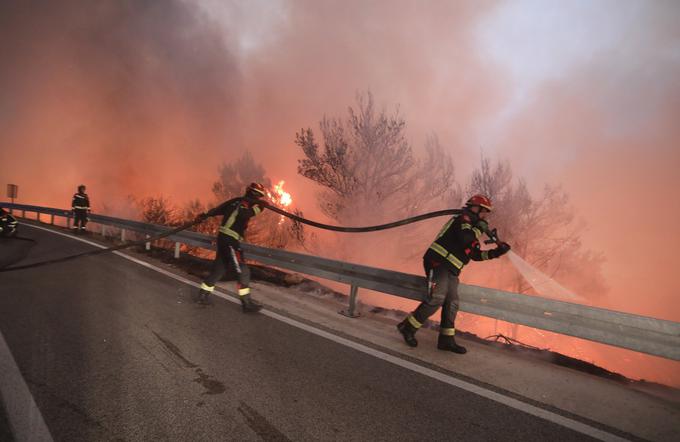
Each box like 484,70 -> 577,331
71,184 -> 90,233
194,182 -> 267,311
397,195 -> 511,354
0,208 -> 18,237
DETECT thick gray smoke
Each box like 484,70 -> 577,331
0,0 -> 242,207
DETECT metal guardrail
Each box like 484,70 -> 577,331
3,202 -> 680,361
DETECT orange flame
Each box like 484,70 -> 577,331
266,180 -> 293,225
273,180 -> 292,207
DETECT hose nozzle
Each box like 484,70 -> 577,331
484,227 -> 499,245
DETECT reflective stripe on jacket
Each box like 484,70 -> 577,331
209,198 -> 263,241
72,193 -> 90,210
423,209 -> 494,275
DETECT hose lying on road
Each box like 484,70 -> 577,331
0,197 -> 462,272
3,235 -> 37,243
0,220 -> 199,272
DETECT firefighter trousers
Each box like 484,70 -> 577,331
73,209 -> 88,230
202,234 -> 251,291
411,264 -> 460,330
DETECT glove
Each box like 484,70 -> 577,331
195,212 -> 209,223
495,242 -> 511,256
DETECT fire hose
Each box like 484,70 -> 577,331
0,219 -> 200,272
0,197 -> 496,272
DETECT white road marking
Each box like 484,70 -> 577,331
17,223 -> 629,442
0,329 -> 54,442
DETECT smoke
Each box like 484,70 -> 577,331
0,0 -> 503,213
200,0 -> 505,212
0,0 -> 242,209
479,0 -> 680,324
469,0 -> 680,386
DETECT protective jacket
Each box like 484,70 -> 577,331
423,209 -> 503,275
208,198 -> 263,241
71,192 -> 90,211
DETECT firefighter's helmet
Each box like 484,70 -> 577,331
245,182 -> 266,197
466,194 -> 492,211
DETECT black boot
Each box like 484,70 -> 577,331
437,334 -> 467,354
196,289 -> 213,305
240,294 -> 262,313
397,318 -> 418,347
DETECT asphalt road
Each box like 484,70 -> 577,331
0,224 -> 600,441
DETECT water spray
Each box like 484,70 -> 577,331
480,223 -> 582,301
478,223 -> 581,301
506,251 -> 582,301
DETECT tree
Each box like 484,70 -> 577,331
396,135 -> 464,261
468,155 -> 607,297
133,195 -> 179,251
212,151 -> 271,201
423,135 -> 462,207
466,155 -> 608,338
296,92 -> 465,266
179,198 -> 219,235
138,195 -> 177,226
297,91 -> 416,225
166,199 -> 220,256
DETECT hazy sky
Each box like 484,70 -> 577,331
1,1 -> 679,382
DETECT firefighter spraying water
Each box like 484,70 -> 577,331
397,195 -> 511,354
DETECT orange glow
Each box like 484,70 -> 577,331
274,180 -> 292,207
266,180 -> 294,225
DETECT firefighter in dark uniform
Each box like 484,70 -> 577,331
397,195 -> 511,354
195,182 -> 267,311
0,208 -> 18,237
71,184 -> 91,232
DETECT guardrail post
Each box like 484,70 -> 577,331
174,242 -> 180,259
145,235 -> 151,251
66,215 -> 71,229
36,211 -> 41,222
121,228 -> 126,242
339,285 -> 361,318
50,214 -> 54,225
22,210 -> 25,218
